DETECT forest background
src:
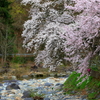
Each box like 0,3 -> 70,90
0,0 -> 33,65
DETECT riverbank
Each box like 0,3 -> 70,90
0,61 -> 69,82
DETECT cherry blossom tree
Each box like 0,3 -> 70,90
21,0 -> 100,75
21,0 -> 74,70
64,0 -> 100,76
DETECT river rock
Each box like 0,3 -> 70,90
55,83 -> 63,86
40,90 -> 56,95
44,83 -> 53,86
29,73 -> 35,78
22,91 -> 31,98
43,98 -> 50,100
0,83 -> 2,86
22,75 -> 29,78
57,73 -> 63,77
54,85 -> 63,90
6,83 -> 20,90
49,73 -> 57,77
3,80 -> 18,84
35,87 -> 44,90
24,98 -> 33,100
81,95 -> 87,100
11,76 -> 17,80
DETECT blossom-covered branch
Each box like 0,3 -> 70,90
21,0 -> 73,70
64,0 -> 100,76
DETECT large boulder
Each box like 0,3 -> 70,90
6,83 -> 20,90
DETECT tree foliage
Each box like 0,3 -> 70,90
8,0 -> 30,31
64,0 -> 100,76
0,0 -> 15,63
21,0 -> 74,70
22,0 -> 100,74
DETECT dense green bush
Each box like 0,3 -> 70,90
11,56 -> 35,64
11,56 -> 27,64
63,72 -> 89,90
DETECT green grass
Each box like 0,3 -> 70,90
63,72 -> 100,99
29,90 -> 44,98
11,56 -> 27,64
88,92 -> 97,99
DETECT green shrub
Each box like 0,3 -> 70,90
88,92 -> 97,99
11,56 -> 27,64
63,71 -> 100,100
97,82 -> 100,87
11,56 -> 35,64
64,72 -> 82,90
64,72 -> 93,90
